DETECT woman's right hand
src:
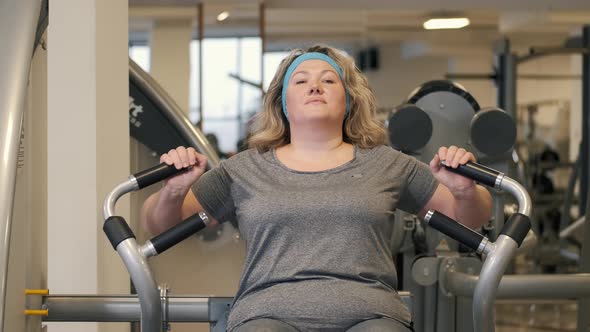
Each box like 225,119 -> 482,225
160,146 -> 208,194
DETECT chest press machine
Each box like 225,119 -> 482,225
39,158 -> 532,332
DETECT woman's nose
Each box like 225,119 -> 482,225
308,82 -> 322,94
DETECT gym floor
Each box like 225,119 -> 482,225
496,300 -> 581,331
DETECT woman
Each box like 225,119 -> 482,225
141,45 -> 492,331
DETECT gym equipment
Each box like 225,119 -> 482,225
494,31 -> 590,252
32,157 -> 589,332
389,78 -> 590,332
129,60 -> 219,161
102,163 -> 211,331
422,161 -> 531,332
0,2 -> 226,330
413,160 -> 590,332
469,107 -> 516,157
398,80 -> 480,164
388,81 -> 519,257
388,104 -> 433,153
389,81 -> 531,332
43,159 -> 526,332
389,80 -> 516,163
0,1 -> 43,330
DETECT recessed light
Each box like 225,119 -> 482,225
217,11 -> 229,22
423,18 -> 470,30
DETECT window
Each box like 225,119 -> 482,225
263,51 -> 290,90
130,38 -> 290,155
128,44 -> 150,72
190,38 -> 266,154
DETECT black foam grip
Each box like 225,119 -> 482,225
150,213 -> 207,254
500,213 -> 531,247
443,161 -> 501,187
133,163 -> 185,189
426,211 -> 485,251
103,216 -> 136,250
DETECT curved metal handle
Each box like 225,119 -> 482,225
102,161 -> 193,332
435,161 -> 535,332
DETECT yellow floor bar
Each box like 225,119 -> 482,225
24,309 -> 48,316
25,289 -> 49,295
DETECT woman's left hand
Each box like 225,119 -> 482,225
429,146 -> 477,198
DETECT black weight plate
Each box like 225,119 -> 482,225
470,107 -> 516,156
388,104 -> 433,152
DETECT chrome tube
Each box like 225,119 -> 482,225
560,216 -> 585,239
473,235 -> 518,332
446,271 -> 590,299
103,176 -> 158,331
103,176 -> 138,219
0,1 -> 42,331
43,295 -> 211,322
481,240 -> 496,256
117,239 -> 161,332
128,60 -> 220,168
498,176 -> 537,252
141,241 -> 158,258
498,176 -> 531,216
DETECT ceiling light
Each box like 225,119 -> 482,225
217,11 -> 229,22
423,18 -> 470,30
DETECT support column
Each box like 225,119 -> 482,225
579,24 -> 590,332
48,0 -> 129,332
495,39 -> 517,178
150,19 -> 193,115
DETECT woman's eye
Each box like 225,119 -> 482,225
295,80 -> 306,84
324,79 -> 335,84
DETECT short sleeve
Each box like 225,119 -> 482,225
191,163 -> 236,223
397,156 -> 439,215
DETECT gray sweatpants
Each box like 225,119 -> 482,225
233,318 -> 413,332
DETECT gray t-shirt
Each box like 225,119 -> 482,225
193,145 -> 438,331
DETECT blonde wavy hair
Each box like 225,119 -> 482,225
248,44 -> 387,152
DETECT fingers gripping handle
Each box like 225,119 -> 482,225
133,163 -> 186,189
424,210 -> 486,252
441,161 -> 502,188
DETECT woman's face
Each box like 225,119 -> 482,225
284,59 -> 347,124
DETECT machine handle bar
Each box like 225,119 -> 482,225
424,210 -> 485,251
133,163 -> 187,189
442,161 -> 501,188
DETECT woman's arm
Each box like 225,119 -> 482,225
418,146 -> 493,229
140,147 -> 219,236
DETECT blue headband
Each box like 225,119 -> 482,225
281,52 -> 351,120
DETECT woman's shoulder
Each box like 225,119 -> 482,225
216,148 -> 272,170
357,144 -> 405,161
357,145 -> 425,170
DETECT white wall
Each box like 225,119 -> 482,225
363,43 -> 576,111
518,54 -> 576,104
449,54 -> 496,108
363,43 -> 449,109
